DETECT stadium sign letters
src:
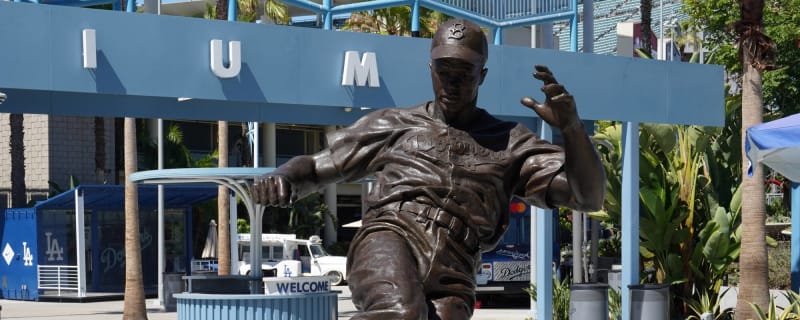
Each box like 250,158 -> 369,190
81,29 -> 379,85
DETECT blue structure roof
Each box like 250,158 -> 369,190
34,185 -> 219,211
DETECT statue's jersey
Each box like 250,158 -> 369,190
322,102 -> 565,249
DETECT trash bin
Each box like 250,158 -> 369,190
629,284 -> 670,320
569,283 -> 609,320
163,272 -> 186,312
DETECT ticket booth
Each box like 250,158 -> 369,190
0,185 -> 217,301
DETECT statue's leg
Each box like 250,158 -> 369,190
423,223 -> 480,320
348,230 -> 427,320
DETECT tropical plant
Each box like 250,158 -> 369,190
288,193 -> 333,239
684,287 -> 735,320
750,290 -> 800,320
137,121 -> 216,170
207,0 -> 287,23
609,287 -> 622,320
343,6 -> 449,38
525,276 -> 572,320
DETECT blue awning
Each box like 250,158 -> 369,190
34,184 -> 219,211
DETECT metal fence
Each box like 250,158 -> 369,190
37,265 -> 79,296
432,0 -> 572,21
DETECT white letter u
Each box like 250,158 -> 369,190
210,39 -> 241,79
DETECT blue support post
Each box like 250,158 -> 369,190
536,122 -> 554,320
494,27 -> 503,45
91,207 -> 101,290
620,121 -> 639,320
228,0 -> 237,21
125,0 -> 134,12
570,0 -> 578,52
323,0 -> 332,30
792,182 -> 800,291
411,0 -> 420,36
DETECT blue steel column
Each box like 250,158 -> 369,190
570,0 -> 578,51
228,0 -> 237,21
536,122 -> 554,320
126,0 -> 134,12
620,121 -> 640,320
323,0 -> 332,30
494,28 -> 503,45
792,182 -> 800,291
411,0 -> 420,36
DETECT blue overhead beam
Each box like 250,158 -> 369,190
0,2 -> 725,125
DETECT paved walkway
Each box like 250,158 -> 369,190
0,286 -> 532,320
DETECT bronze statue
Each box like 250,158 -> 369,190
253,18 -> 605,320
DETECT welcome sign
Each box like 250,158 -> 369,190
263,276 -> 332,296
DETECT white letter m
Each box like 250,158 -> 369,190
341,51 -> 379,88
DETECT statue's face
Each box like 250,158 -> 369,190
430,58 -> 487,119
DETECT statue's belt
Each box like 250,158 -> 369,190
385,201 -> 480,254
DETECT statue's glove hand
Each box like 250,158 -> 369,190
252,174 -> 297,208
520,65 -> 582,133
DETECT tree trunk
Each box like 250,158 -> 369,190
123,117 -> 147,320
734,59 -> 770,320
9,113 -> 26,207
639,0 -> 653,56
215,0 -> 228,20
217,121 -> 231,275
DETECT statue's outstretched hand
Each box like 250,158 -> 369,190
252,174 -> 297,208
520,65 -> 581,132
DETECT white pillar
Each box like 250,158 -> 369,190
229,193 -> 238,273
252,122 -> 260,167
74,189 -> 87,297
262,123 -> 276,168
157,119 -> 165,307
573,211 -> 583,283
323,126 -> 337,245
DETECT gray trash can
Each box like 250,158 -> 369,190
570,283 -> 609,320
163,272 -> 186,312
629,284 -> 669,320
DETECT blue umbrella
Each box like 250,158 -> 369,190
746,113 -> 800,181
745,112 -> 800,291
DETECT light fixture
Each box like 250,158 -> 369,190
177,97 -> 192,102
343,107 -> 352,112
0,91 -> 6,104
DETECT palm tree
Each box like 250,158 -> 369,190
639,0 -> 653,56
217,121 -> 231,275
123,117 -> 147,320
9,113 -> 25,207
733,0 -> 776,318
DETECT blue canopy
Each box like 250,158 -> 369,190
34,184 -> 218,210
746,113 -> 800,292
746,113 -> 800,181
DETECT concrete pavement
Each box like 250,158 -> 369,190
0,286 -> 533,320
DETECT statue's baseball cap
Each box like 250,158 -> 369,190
430,19 -> 488,65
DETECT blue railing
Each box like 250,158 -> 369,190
12,0 -> 579,47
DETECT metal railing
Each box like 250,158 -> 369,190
37,265 -> 79,296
